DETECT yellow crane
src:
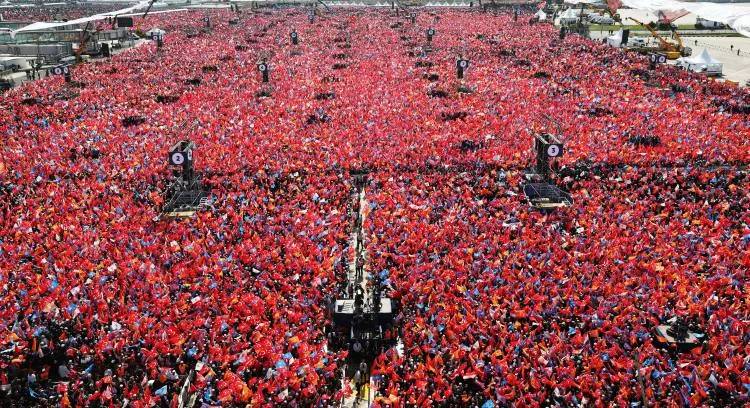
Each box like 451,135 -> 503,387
628,17 -> 690,59
671,29 -> 692,56
75,22 -> 96,63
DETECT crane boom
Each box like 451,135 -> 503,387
627,17 -> 690,58
142,0 -> 156,18
630,17 -> 677,51
75,21 -> 94,63
672,28 -> 684,49
628,17 -> 676,52
316,0 -> 330,12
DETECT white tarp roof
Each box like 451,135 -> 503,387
565,0 -> 750,37
146,27 -> 165,35
11,1 -> 150,37
535,10 -> 547,19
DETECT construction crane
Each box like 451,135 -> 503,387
628,17 -> 690,59
142,0 -> 157,18
316,0 -> 330,12
671,28 -> 692,57
74,22 -> 96,63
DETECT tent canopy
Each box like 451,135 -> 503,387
680,48 -> 721,65
677,48 -> 722,74
608,29 -> 623,41
560,8 -> 581,18
606,29 -> 626,47
559,8 -> 581,23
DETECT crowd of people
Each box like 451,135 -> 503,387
0,4 -> 127,22
0,5 -> 748,407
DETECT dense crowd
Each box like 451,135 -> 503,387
0,5 -> 748,407
0,4 -> 127,22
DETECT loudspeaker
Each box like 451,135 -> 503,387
101,43 -> 111,58
116,17 -> 133,28
621,29 -> 630,46
456,59 -> 469,79
258,62 -> 269,83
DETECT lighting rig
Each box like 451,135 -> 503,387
522,117 -> 573,211
162,140 -> 208,217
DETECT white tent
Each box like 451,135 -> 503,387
676,49 -> 722,75
559,8 -> 581,24
535,9 -> 547,21
606,30 -> 624,47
